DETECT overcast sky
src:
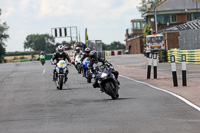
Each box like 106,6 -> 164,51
0,0 -> 141,52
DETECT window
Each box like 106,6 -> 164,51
157,15 -> 170,24
193,13 -> 200,19
133,22 -> 141,29
142,22 -> 146,28
187,13 -> 192,21
171,14 -> 177,23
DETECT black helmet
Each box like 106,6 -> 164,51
89,50 -> 98,60
75,47 -> 80,53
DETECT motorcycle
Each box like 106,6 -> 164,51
53,60 -> 69,90
82,57 -> 92,83
94,63 -> 119,99
40,55 -> 45,65
74,54 -> 82,74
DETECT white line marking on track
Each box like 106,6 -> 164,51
43,69 -> 46,74
119,75 -> 200,112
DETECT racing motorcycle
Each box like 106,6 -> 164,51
94,63 -> 119,99
40,55 -> 45,65
82,57 -> 92,83
74,54 -> 82,74
53,60 -> 69,90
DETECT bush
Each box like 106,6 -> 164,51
19,56 -> 25,59
13,56 -> 19,60
6,51 -> 40,56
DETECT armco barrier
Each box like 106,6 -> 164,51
167,49 -> 200,63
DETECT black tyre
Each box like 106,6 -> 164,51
87,73 -> 92,83
105,82 -> 118,99
77,64 -> 81,74
59,76 -> 63,90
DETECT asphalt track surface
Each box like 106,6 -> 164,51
0,61 -> 200,133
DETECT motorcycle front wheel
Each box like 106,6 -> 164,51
104,82 -> 118,100
57,75 -> 63,90
87,72 -> 92,83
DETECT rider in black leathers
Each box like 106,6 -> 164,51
51,45 -> 71,81
88,50 -> 120,88
80,47 -> 91,62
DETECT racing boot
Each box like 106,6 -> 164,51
53,75 -> 56,81
92,78 -> 100,88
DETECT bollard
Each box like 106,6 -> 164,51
147,53 -> 152,79
182,54 -> 187,86
170,55 -> 178,87
153,53 -> 158,79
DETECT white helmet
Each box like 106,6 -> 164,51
57,45 -> 64,54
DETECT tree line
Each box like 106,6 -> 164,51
2,32 -> 125,58
23,34 -> 125,53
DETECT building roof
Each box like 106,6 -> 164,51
177,19 -> 200,30
126,19 -> 200,41
131,19 -> 145,22
146,0 -> 200,14
158,19 -> 200,33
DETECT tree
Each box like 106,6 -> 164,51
102,42 -> 108,50
0,22 -> 9,63
24,34 -> 55,53
137,0 -> 163,17
143,23 -> 151,47
105,41 -> 125,50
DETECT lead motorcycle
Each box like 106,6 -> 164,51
53,60 -> 69,90
94,63 -> 119,99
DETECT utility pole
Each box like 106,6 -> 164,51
154,0 -> 157,33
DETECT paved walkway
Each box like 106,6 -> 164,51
108,54 -> 200,108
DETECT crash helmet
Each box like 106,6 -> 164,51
57,45 -> 64,54
41,51 -> 44,54
85,47 -> 91,54
75,47 -> 81,53
89,50 -> 98,60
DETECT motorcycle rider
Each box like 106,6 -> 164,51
38,51 -> 45,60
80,47 -> 91,77
74,47 -> 83,60
39,51 -> 45,56
80,47 -> 91,62
88,50 -> 120,88
51,45 -> 71,82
